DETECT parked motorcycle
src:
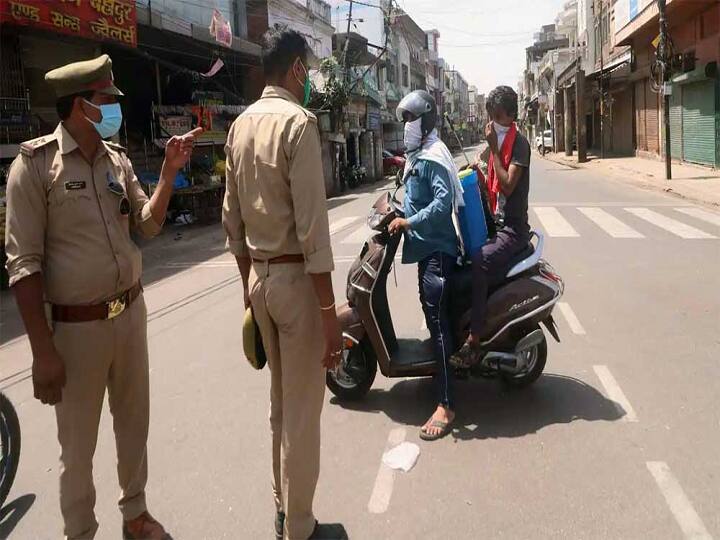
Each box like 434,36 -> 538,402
0,391 -> 20,507
327,188 -> 565,401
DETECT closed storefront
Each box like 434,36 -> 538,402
635,81 -> 647,151
645,80 -> 660,155
669,91 -> 682,160
665,76 -> 719,168
681,79 -> 717,166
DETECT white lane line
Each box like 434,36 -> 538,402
578,207 -> 644,238
625,208 -> 716,239
593,365 -> 638,422
557,302 -> 586,335
368,427 -> 407,514
342,225 -> 371,244
646,462 -> 712,540
533,207 -> 580,237
675,207 -> 720,228
329,216 -> 359,235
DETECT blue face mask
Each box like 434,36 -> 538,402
84,100 -> 122,139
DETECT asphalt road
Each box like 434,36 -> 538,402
1,150 -> 719,539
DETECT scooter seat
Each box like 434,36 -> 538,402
506,232 -> 544,278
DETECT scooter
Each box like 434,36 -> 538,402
327,188 -> 565,401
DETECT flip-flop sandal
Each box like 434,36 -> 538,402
420,419 -> 453,441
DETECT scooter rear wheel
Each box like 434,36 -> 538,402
501,328 -> 547,388
326,339 -> 377,401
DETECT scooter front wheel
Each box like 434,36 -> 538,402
326,339 -> 377,401
501,328 -> 547,389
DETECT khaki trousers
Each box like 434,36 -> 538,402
52,294 -> 150,539
250,262 -> 326,540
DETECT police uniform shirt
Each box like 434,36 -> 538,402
222,86 -> 334,274
4,123 -> 162,305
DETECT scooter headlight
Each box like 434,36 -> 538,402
367,211 -> 383,230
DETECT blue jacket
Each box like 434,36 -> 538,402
402,159 -> 458,264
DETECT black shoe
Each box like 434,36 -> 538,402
308,521 -> 348,540
275,512 -> 285,540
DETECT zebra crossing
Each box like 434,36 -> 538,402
329,205 -> 720,244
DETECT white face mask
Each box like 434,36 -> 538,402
493,121 -> 510,135
493,121 -> 511,149
404,118 -> 423,153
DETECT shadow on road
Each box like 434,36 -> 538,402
0,494 -> 36,538
331,373 -> 625,440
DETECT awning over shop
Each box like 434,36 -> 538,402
586,51 -> 632,80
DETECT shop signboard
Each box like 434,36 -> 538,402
159,115 -> 192,137
0,0 -> 137,48
367,111 -> 381,131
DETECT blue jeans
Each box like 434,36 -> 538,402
418,253 -> 456,410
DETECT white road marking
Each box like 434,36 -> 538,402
342,225 -> 371,244
329,216 -> 359,235
578,207 -> 644,238
625,208 -> 716,239
593,365 -> 638,422
646,462 -> 712,540
557,302 -> 586,335
368,427 -> 407,514
533,207 -> 580,237
675,207 -> 720,228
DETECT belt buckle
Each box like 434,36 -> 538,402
107,297 -> 126,319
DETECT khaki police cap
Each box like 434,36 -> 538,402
45,54 -> 124,98
242,307 -> 267,370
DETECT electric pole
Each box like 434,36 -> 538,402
343,0 -> 354,84
658,0 -> 672,180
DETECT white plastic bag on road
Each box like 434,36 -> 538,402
382,442 -> 420,472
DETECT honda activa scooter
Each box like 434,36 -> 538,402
327,187 -> 565,401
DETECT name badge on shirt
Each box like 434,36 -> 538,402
64,181 -> 86,190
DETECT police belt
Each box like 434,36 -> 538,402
251,254 -> 305,265
51,282 -> 143,323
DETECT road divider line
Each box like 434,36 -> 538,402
578,207 -> 644,238
593,365 -> 638,422
646,461 -> 712,540
625,208 -> 716,239
330,216 -> 359,235
674,207 -> 720,228
368,427 -> 406,514
557,302 -> 586,335
533,207 -> 580,237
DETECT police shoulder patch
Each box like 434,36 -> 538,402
20,134 -> 58,157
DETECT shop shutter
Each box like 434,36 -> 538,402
682,79 -> 717,166
635,81 -> 647,151
645,81 -> 660,155
669,90 -> 683,160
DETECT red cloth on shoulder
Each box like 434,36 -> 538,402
486,123 -> 517,213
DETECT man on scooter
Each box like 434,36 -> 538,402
451,85 -> 532,367
388,90 -> 465,441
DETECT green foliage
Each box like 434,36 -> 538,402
308,57 -> 350,113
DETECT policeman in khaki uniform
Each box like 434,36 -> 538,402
222,29 -> 344,540
4,55 -> 201,539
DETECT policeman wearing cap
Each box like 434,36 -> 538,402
4,54 -> 202,539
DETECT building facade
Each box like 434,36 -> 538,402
616,0 -> 719,167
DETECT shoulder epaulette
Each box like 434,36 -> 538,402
19,134 -> 58,157
104,140 -> 127,155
